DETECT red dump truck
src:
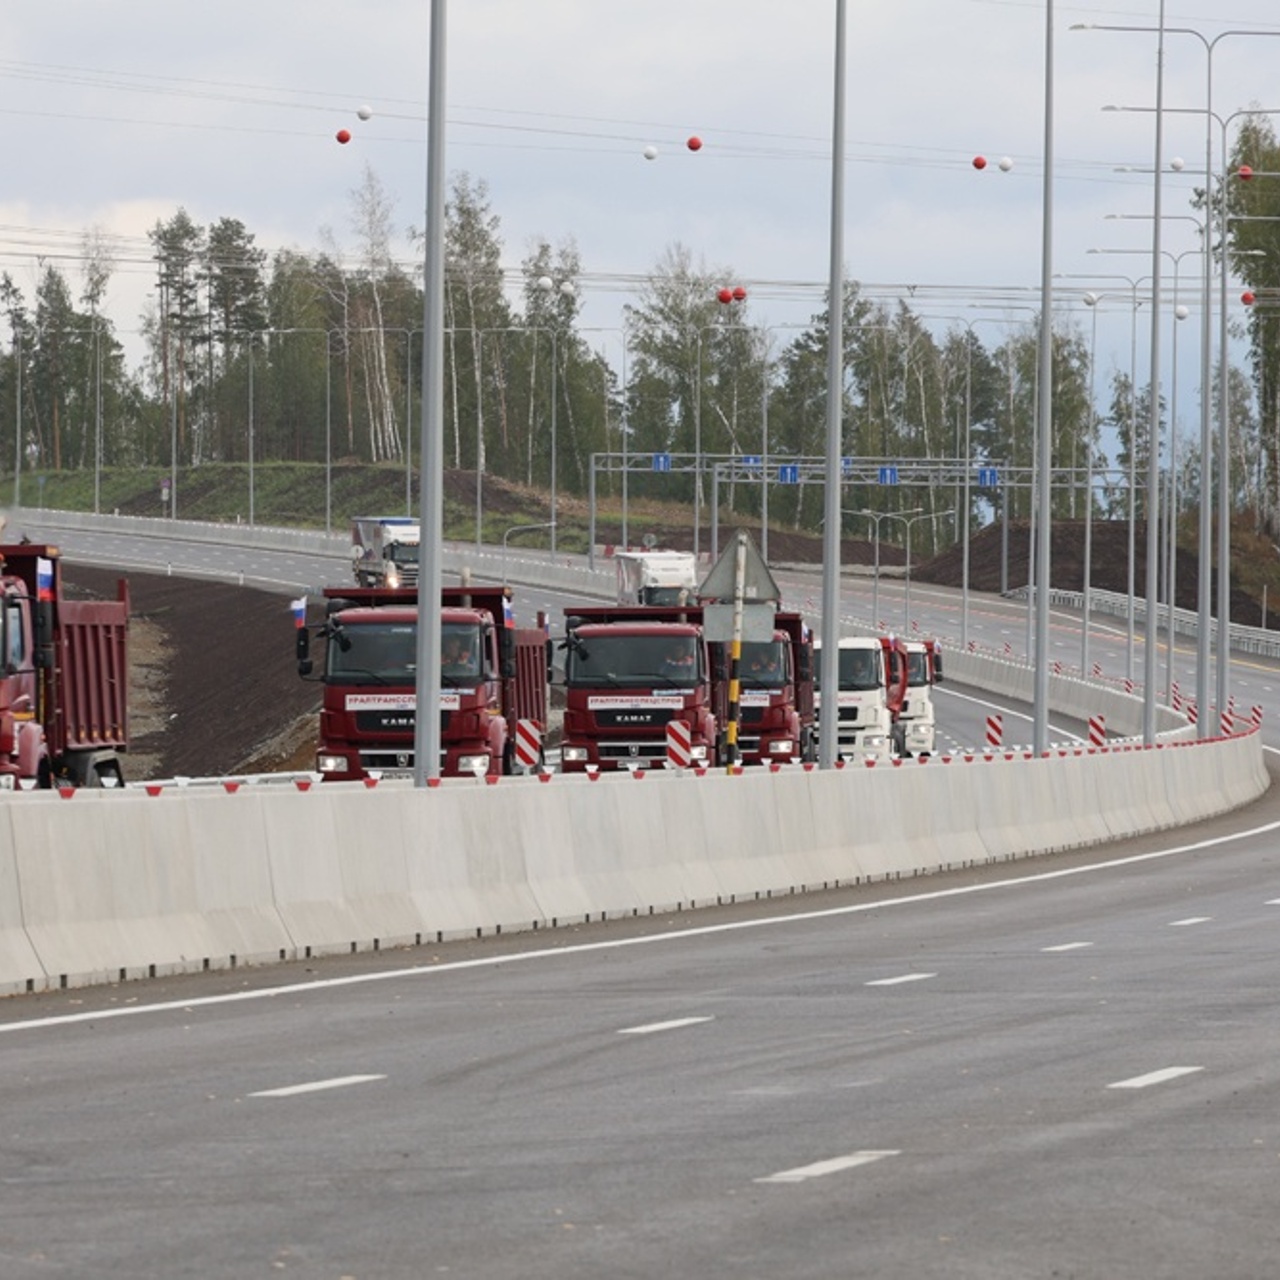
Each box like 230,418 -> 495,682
556,604 -> 814,770
296,583 -> 547,780
0,542 -> 129,789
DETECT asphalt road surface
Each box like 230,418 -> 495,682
3,772 -> 1278,1278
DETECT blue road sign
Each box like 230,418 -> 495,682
741,454 -> 761,468
778,464 -> 799,484
878,465 -> 899,485
652,453 -> 672,473
977,466 -> 1000,487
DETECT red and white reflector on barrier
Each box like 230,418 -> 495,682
514,719 -> 541,770
1091,662 -> 1102,679
1124,678 -> 1134,695
986,714 -> 1003,747
1221,709 -> 1234,737
666,719 -> 693,770
1088,713 -> 1106,747
1252,704 -> 1264,728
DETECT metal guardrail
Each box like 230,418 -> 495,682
1004,584 -> 1280,663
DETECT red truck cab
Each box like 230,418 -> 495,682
722,612 -> 816,764
558,608 -> 718,771
300,584 -> 546,780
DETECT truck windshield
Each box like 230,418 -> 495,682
741,640 -> 788,689
567,633 -> 700,687
906,651 -> 930,686
328,622 -> 418,684
389,543 -> 419,567
815,647 -> 882,693
641,586 -> 691,606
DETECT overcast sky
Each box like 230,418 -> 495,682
5,0 -> 1280,433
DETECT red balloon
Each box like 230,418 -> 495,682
336,128 -> 352,145
1238,164 -> 1253,180
1242,290 -> 1256,306
732,285 -> 747,302
717,287 -> 733,304
687,135 -> 703,152
972,155 -> 987,170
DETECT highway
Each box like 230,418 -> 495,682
4,513 -> 1279,1275
2,779 -> 1278,1277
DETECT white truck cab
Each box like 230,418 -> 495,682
895,638 -> 943,757
813,636 -> 895,763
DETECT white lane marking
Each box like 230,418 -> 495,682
755,1150 -> 900,1184
935,685 -> 1084,743
1169,916 -> 1212,927
865,973 -> 936,987
1107,1066 -> 1203,1090
618,1016 -> 714,1036
250,1074 -> 386,1098
1042,941 -> 1093,952
6,815 -> 1280,1036
1267,899 -> 1280,905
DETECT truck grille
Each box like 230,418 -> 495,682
595,708 -> 676,729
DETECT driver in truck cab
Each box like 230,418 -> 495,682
442,632 -> 478,678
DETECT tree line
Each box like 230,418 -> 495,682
3,126 -> 1276,548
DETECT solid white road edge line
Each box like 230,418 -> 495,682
865,973 -> 937,987
5,815 -> 1280,1037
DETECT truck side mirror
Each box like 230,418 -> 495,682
34,600 -> 54,670
295,626 -> 313,677
498,624 -> 515,678
934,651 -> 944,684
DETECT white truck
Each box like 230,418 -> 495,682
350,516 -> 421,589
614,550 -> 698,607
813,636 -> 900,763
895,638 -> 943,758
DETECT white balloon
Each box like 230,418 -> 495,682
1170,156 -> 1184,171
643,144 -> 658,160
1175,304 -> 1190,320
998,156 -> 1013,172
357,104 -> 373,121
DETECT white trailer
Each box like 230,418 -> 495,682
350,516 -> 421,588
614,550 -> 698,607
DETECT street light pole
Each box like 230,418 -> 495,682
855,507 -> 923,631
817,0 -> 847,773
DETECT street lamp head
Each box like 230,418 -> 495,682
1175,304 -> 1190,321
1083,291 -> 1100,307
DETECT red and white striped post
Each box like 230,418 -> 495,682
985,714 -> 1003,748
1251,704 -> 1264,728
1088,714 -> 1106,747
514,719 -> 541,771
666,720 -> 693,770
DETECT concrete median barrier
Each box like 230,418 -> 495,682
0,725 -> 1268,996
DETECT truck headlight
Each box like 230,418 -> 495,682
690,744 -> 709,761
562,745 -> 588,763
863,735 -> 887,750
768,739 -> 793,755
317,754 -> 349,774
458,754 -> 491,774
